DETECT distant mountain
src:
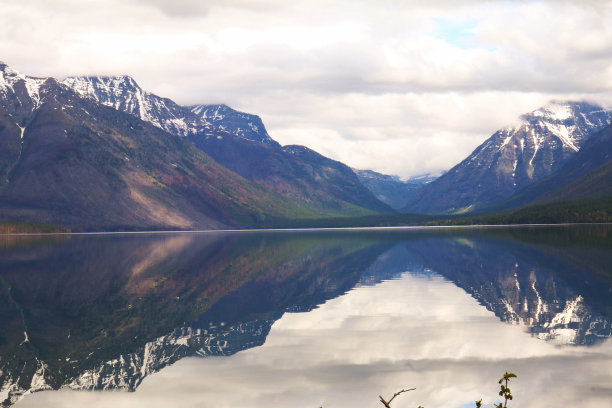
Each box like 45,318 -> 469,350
63,75 -> 392,215
0,63 -> 313,230
354,169 -> 436,210
403,101 -> 612,214
492,123 -> 612,210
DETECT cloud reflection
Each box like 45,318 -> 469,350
18,272 -> 612,408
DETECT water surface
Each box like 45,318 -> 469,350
1,226 -> 611,407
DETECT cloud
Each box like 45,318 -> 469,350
1,0 -> 612,177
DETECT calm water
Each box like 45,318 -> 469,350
1,226 -> 612,408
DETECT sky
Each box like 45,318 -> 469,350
1,0 -> 612,178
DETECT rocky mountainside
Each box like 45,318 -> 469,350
493,123 -> 612,210
354,169 -> 436,210
62,75 -> 206,137
0,63 -> 312,230
190,103 -> 280,147
403,101 -> 612,214
186,134 -> 392,215
63,74 -> 392,215
63,77 -> 277,145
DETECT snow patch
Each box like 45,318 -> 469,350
532,102 -> 573,121
499,130 -> 514,151
545,122 -> 579,151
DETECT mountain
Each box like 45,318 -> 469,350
492,123 -> 612,210
354,169 -> 436,210
189,104 -> 281,147
402,101 -> 612,214
0,63 -> 313,230
62,75 -> 207,138
63,75 -> 392,215
186,133 -> 392,215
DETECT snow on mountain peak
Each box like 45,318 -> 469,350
0,62 -> 47,110
404,99 -> 612,214
63,75 -> 157,125
531,101 -> 573,121
63,75 -> 142,100
508,100 -> 612,154
491,100 -> 612,180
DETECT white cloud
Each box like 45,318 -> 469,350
1,0 -> 611,177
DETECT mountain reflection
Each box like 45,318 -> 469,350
1,226 -> 611,407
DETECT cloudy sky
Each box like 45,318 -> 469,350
2,0 -> 612,178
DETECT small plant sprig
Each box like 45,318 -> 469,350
494,371 -> 517,408
474,371 -> 517,408
378,388 -> 418,408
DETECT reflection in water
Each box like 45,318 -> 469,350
1,226 -> 611,407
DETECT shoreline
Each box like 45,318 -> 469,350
2,222 -> 610,237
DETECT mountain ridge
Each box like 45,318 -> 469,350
62,71 -> 392,215
0,63 -> 317,230
402,101 -> 612,214
486,122 -> 612,211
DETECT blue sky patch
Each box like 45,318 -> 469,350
433,18 -> 478,49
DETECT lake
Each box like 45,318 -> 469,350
1,225 -> 612,408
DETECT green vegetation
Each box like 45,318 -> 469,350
256,195 -> 612,229
1,195 -> 610,232
430,196 -> 612,226
0,220 -> 70,234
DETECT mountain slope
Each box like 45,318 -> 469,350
185,131 -> 392,215
491,123 -> 612,210
402,101 -> 612,214
0,63 -> 313,230
63,75 -> 392,215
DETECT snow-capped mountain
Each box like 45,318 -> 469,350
63,75 -> 209,137
190,104 -> 280,147
494,121 -> 612,209
0,62 -> 391,227
403,101 -> 612,214
0,63 -> 319,229
0,62 -> 55,124
62,76 -> 279,147
62,73 -> 391,214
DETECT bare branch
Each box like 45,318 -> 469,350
378,388 -> 416,408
